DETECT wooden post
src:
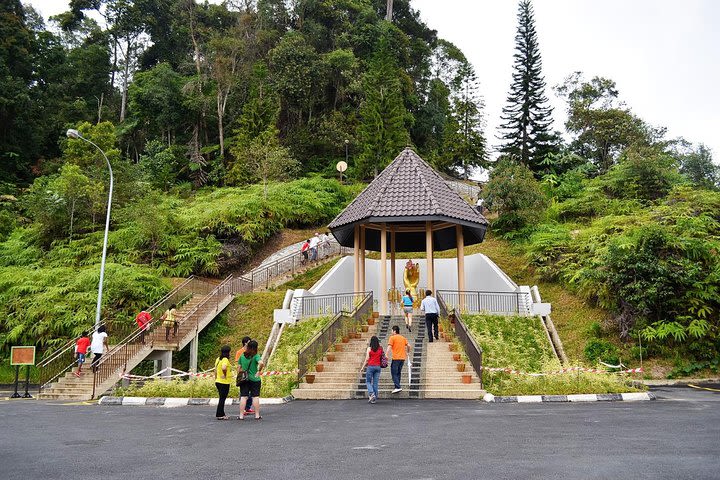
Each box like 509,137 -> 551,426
359,225 -> 366,293
456,225 -> 466,312
390,226 -> 396,293
380,223 -> 388,316
426,221 -> 434,293
354,225 -> 360,294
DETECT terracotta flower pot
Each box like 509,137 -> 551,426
361,325 -> 369,332
372,311 -> 380,318
342,336 -> 350,343
440,332 -> 447,340
367,317 -> 375,325
326,353 -> 335,362
315,363 -> 324,373
461,374 -> 472,384
449,344 -> 458,352
457,363 -> 466,372
334,344 -> 343,352
439,325 -> 444,333
305,374 -> 316,384
452,353 -> 461,362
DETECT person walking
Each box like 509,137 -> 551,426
360,335 -> 384,403
387,325 -> 409,394
237,340 -> 263,420
90,325 -> 108,373
300,239 -> 310,265
161,304 -> 178,341
401,289 -> 414,332
214,345 -> 232,420
74,331 -> 91,377
420,290 -> 440,342
234,336 -> 254,415
135,310 -> 151,344
309,233 -> 320,261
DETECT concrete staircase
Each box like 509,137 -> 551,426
292,315 -> 485,400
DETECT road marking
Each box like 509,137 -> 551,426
687,384 -> 720,393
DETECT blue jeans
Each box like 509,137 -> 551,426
390,359 -> 404,389
365,365 -> 381,397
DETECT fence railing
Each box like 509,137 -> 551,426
297,292 -> 373,382
438,293 -> 483,388
296,292 -> 370,320
437,290 -> 530,315
91,275 -> 238,397
241,240 -> 350,290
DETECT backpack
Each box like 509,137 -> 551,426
380,348 -> 388,369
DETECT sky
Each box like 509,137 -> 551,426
27,0 -> 720,160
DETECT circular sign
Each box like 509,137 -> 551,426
336,161 -> 348,173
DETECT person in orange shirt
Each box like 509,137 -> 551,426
234,336 -> 254,414
387,325 -> 410,394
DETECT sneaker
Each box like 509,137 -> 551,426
244,408 -> 255,414
391,388 -> 402,394
368,394 -> 375,403
74,372 -> 81,377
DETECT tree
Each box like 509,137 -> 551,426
483,159 -> 548,233
555,73 -> 657,172
228,128 -> 300,198
53,164 -> 95,240
446,64 -> 487,179
128,63 -> 186,145
356,31 -> 410,178
498,0 -> 557,171
674,142 -> 719,190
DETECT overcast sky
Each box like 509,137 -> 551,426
28,0 -> 720,160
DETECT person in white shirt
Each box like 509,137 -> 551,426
309,233 -> 320,261
420,290 -> 440,342
90,325 -> 109,372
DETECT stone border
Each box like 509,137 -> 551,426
98,395 -> 295,407
483,392 -> 656,403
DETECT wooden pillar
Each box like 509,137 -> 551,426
380,223 -> 388,316
390,226 -> 396,291
426,221 -> 434,293
359,225 -> 366,293
456,225 -> 466,311
353,225 -> 360,294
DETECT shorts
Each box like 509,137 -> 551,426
239,380 -> 261,398
76,353 -> 86,364
403,306 -> 413,314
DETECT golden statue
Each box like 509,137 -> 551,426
403,259 -> 421,307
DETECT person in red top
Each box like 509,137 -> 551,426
135,310 -> 152,344
74,331 -> 91,377
360,336 -> 384,404
300,239 -> 310,264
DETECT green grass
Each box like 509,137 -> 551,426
261,315 -> 332,397
462,313 -> 642,396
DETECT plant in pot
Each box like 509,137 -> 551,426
461,374 -> 472,384
367,314 -> 375,325
449,342 -> 458,352
305,373 -> 316,384
326,352 -> 336,362
456,362 -> 466,372
361,324 -> 369,333
452,353 -> 461,362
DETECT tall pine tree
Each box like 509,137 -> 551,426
498,0 -> 556,172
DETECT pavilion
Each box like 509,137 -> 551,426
328,148 -> 489,315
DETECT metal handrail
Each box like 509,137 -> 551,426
241,239 -> 349,290
438,293 -> 483,388
297,291 -> 369,320
437,289 -> 526,315
297,292 -> 373,382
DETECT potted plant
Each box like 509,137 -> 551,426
461,374 -> 472,384
449,343 -> 458,352
452,353 -> 461,362
305,374 -> 316,384
315,362 -> 324,372
361,324 -> 369,333
334,343 -> 343,352
367,315 -> 375,325
456,362 -> 466,372
326,353 -> 336,362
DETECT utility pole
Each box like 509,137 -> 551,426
386,0 -> 393,21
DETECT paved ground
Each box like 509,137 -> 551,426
1,386 -> 718,480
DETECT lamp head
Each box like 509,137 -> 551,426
66,129 -> 80,139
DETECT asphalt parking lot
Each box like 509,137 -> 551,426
1,385 -> 718,480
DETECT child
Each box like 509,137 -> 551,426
75,331 -> 91,377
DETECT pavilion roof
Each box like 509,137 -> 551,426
328,148 -> 488,251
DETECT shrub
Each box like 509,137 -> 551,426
583,338 -> 619,365
484,160 -> 549,233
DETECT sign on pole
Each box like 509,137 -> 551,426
10,346 -> 36,366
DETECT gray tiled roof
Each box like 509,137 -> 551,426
328,148 -> 489,229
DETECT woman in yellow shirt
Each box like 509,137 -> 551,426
214,345 -> 232,420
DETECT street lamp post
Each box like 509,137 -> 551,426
344,139 -> 349,164
66,129 -> 113,330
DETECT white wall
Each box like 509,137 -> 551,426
311,253 -> 519,297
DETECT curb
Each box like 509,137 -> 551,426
483,392 -> 656,403
98,395 -> 295,407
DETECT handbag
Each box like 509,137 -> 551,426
236,356 -> 253,385
380,348 -> 388,369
